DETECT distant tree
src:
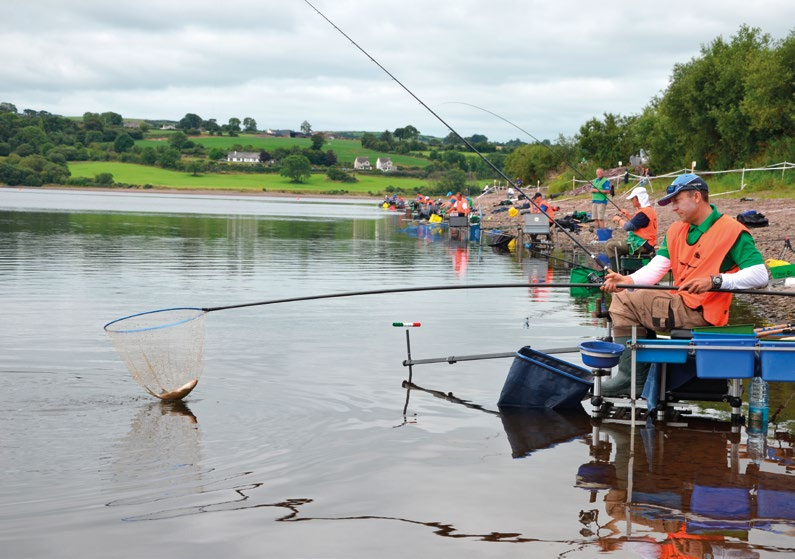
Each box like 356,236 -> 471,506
280,154 -> 312,183
442,132 -> 461,146
187,159 -> 206,176
394,125 -> 419,141
467,134 -> 488,144
323,149 -> 337,166
242,117 -> 257,132
140,147 -> 158,165
300,120 -> 312,135
82,112 -> 104,131
94,172 -> 114,185
168,131 -> 190,150
157,146 -> 181,169
113,132 -> 135,153
179,113 -> 203,130
437,168 -> 468,193
360,132 -> 377,149
208,147 -> 226,160
101,112 -> 123,127
227,117 -> 241,133
259,150 -> 272,163
202,118 -> 221,135
0,102 -> 17,113
310,133 -> 325,151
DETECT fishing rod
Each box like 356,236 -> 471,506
443,101 -> 634,216
302,0 -> 611,273
203,282 -> 795,313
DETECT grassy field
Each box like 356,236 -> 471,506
136,134 -> 431,168
68,161 -> 431,195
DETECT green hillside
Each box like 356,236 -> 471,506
68,161 -> 431,195
137,134 -> 431,168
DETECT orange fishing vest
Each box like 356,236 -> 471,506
635,206 -> 658,246
667,215 -> 749,326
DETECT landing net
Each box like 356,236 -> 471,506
104,307 -> 207,400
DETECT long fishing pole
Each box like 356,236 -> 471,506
302,0 -> 611,273
203,282 -> 795,313
443,101 -> 633,216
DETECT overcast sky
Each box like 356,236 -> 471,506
2,1 -> 792,142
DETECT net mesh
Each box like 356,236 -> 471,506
104,308 -> 207,400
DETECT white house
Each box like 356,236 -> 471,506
376,157 -> 393,172
227,151 -> 261,163
354,156 -> 371,171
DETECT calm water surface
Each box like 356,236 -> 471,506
1,188 -> 793,558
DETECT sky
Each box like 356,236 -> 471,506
2,0 -> 792,142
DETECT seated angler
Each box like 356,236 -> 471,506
599,174 -> 768,397
603,186 -> 657,271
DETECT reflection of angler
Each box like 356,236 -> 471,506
573,419 -> 795,552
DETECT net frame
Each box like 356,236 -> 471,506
104,307 -> 207,400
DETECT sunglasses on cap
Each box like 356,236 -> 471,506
665,183 -> 707,195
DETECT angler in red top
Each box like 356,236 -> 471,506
599,174 -> 768,397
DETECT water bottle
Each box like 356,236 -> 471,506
747,376 -> 769,434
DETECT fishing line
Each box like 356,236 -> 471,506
441,100 -> 633,216
302,0 -> 611,272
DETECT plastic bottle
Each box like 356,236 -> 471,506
747,376 -> 769,434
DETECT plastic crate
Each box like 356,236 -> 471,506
759,340 -> 795,382
693,336 -> 757,379
634,339 -> 691,364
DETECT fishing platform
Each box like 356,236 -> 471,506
396,319 -> 795,426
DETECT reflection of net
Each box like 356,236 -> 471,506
105,308 -> 206,400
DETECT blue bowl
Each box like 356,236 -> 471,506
579,340 -> 625,369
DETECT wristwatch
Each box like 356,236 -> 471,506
711,275 -> 723,289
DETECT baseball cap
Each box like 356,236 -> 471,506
658,174 -> 708,206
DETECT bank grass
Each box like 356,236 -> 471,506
136,134 -> 431,168
68,161 -> 431,195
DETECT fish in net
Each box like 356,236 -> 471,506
104,307 -> 206,401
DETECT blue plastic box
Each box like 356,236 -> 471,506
634,339 -> 691,363
759,341 -> 795,382
693,337 -> 757,379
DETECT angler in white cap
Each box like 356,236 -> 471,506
603,185 -> 658,271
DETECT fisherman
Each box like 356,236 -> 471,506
530,192 -> 559,224
603,186 -> 658,271
600,173 -> 768,397
448,192 -> 470,216
590,168 -> 612,229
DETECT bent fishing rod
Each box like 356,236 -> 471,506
302,0 -> 611,273
443,101 -> 634,217
203,282 -> 795,313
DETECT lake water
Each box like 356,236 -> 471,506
1,188 -> 793,558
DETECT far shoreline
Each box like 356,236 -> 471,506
4,184 -> 385,202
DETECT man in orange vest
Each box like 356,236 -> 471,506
603,186 -> 657,270
600,174 -> 768,397
448,192 -> 470,216
530,192 -> 559,223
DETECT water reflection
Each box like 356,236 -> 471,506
499,413 -> 795,556
109,401 -> 204,508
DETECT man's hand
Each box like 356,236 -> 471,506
678,276 -> 713,294
611,215 -> 622,224
601,271 -> 633,293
